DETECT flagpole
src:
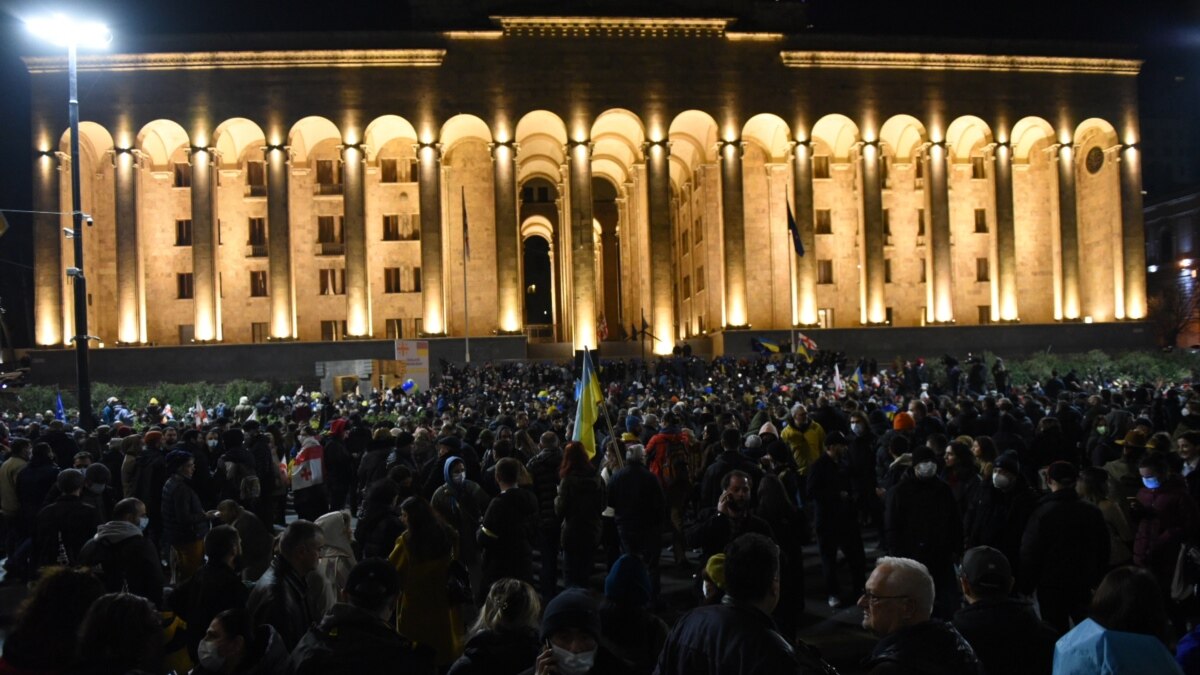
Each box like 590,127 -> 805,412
586,346 -> 624,470
462,187 -> 470,364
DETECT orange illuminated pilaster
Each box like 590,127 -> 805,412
33,151 -> 62,346
492,140 -> 522,333
417,141 -> 445,335
188,146 -> 220,341
924,141 -> 954,322
792,141 -> 817,326
1120,144 -> 1147,319
718,139 -> 748,328
342,143 -> 369,337
992,142 -> 1019,321
265,144 -> 295,338
1056,144 -> 1081,320
859,141 -> 887,324
113,147 -> 141,343
645,141 -> 674,354
568,140 -> 597,350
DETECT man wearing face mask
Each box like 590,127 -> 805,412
963,452 -> 1038,577
1131,452 -> 1199,592
884,446 -> 963,619
79,497 -> 163,607
176,525 -> 251,662
526,587 -> 629,675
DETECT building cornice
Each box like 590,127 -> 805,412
780,51 -> 1141,75
491,16 -> 732,37
22,49 -> 446,74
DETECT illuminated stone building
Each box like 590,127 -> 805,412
26,15 -> 1147,356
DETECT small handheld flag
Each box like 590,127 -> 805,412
54,392 -> 66,422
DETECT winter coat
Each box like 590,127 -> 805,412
231,508 -> 274,582
555,470 -> 605,549
246,555 -> 314,651
963,478 -> 1039,575
315,512 -> 357,599
14,455 -> 58,529
884,475 -> 962,571
432,458 -> 490,565
655,602 -> 816,675
288,602 -> 436,675
32,494 -> 101,569
700,451 -> 763,509
176,562 -> 251,659
354,502 -> 405,561
389,532 -> 464,666
863,620 -> 983,675
78,520 -> 164,607
526,448 -> 563,530
782,420 -> 826,475
806,452 -> 857,532
0,455 -> 27,516
1052,618 -> 1183,675
161,475 -> 210,546
685,509 -> 775,560
478,487 -> 538,588
952,598 -> 1056,675
447,627 -> 540,675
1133,475 -> 1200,584
1018,489 -> 1110,595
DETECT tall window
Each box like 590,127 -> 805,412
978,306 -> 992,324
880,157 -> 891,188
177,273 -> 194,299
245,161 -> 266,196
920,258 -> 927,283
380,158 -> 399,183
976,258 -> 990,282
915,158 -> 925,186
315,159 -> 342,195
175,219 -> 193,246
320,320 -> 348,342
971,156 -> 986,179
384,318 -> 404,339
694,218 -> 703,243
883,209 -> 892,244
884,258 -> 893,283
815,209 -> 833,234
384,267 -> 402,293
917,209 -> 926,237
317,216 -> 343,243
249,270 -> 268,297
411,266 -> 423,293
974,209 -> 988,233
813,156 -> 831,179
173,163 -> 191,188
383,214 -> 401,241
682,275 -> 692,299
319,268 -> 346,295
696,267 -> 705,292
248,217 -> 267,257
251,322 -> 268,343
817,259 -> 834,284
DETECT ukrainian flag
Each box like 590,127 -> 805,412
752,337 -> 781,354
573,348 -> 603,458
853,366 -> 866,390
795,342 -> 813,363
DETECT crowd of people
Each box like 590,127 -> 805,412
0,351 -> 1197,674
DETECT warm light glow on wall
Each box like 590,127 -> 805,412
719,140 -> 748,327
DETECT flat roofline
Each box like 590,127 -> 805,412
781,51 -> 1141,75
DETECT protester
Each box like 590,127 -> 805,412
73,592 -> 166,675
449,578 -> 542,675
247,519 -> 324,650
176,525 -> 252,660
389,495 -> 464,667
190,608 -> 290,675
78,497 -> 164,607
556,441 -> 606,588
526,587 -> 629,675
215,499 -> 274,581
0,567 -> 105,672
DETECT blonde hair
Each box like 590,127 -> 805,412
469,578 -> 541,636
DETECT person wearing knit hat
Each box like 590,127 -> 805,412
892,412 -> 916,432
599,555 -> 668,674
534,588 -> 626,675
701,553 -> 726,603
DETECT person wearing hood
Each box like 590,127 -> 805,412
314,510 -> 358,611
523,587 -> 630,675
860,557 -> 983,675
289,557 -> 436,675
190,608 -> 291,675
356,428 -> 397,508
162,449 -> 213,583
884,446 -> 963,619
32,468 -> 101,571
432,456 -> 490,587
449,578 -> 541,675
599,555 -> 668,675
233,396 -> 255,424
79,497 -> 163,607
1132,451 -> 1200,591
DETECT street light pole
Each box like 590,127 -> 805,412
66,41 -> 94,430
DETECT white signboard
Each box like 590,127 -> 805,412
394,340 -> 431,391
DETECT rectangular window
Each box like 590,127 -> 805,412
177,273 -> 194,299
880,157 -> 891,188
247,217 -> 267,257
249,270 -> 268,297
978,305 -> 992,324
920,258 -> 927,283
917,209 -> 926,237
683,275 -> 692,299
813,156 -> 831,179
915,159 -> 925,182
175,219 -> 193,246
694,218 -> 703,243
320,320 -> 348,342
817,308 -> 834,329
681,230 -> 690,253
408,159 -> 419,182
245,161 -> 266,196
883,209 -> 892,244
317,216 -> 345,254
179,324 -> 195,343
696,266 -> 705,292
537,187 -> 550,202
885,307 -> 894,325
815,209 -> 833,234
412,266 -> 423,293
380,158 -> 399,184
319,268 -> 346,295
971,156 -> 986,179
976,258 -> 990,282
173,163 -> 191,188
521,187 -> 534,203
383,214 -> 401,241
384,267 -> 402,293
884,258 -> 893,283
251,322 -> 268,343
817,259 -> 834,284
385,318 -> 404,339
315,159 -> 342,195
974,209 -> 988,233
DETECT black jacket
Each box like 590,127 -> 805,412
1018,489 -> 1110,594
952,598 -> 1056,675
555,470 -> 605,548
685,509 -> 774,560
176,561 -> 251,659
863,620 -> 983,675
806,453 -> 858,532
963,479 -> 1039,576
78,520 -> 164,607
288,602 -> 436,675
655,601 -> 824,675
161,475 -> 210,546
700,451 -> 763,509
884,476 -> 962,570
526,448 -> 563,530
607,461 -> 665,532
246,555 -> 313,651
33,494 -> 101,569
478,487 -> 538,586
447,627 -> 540,675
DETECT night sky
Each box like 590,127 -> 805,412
0,0 -> 1196,349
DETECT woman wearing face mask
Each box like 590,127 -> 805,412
190,608 -> 289,675
433,456 -> 491,594
528,588 -> 629,675
1131,452 -> 1200,591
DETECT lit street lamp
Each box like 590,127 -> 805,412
27,14 -> 112,430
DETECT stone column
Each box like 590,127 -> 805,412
342,144 -> 369,336
645,141 -> 674,352
114,149 -> 140,343
924,141 -> 953,322
492,141 -> 521,332
417,142 -> 445,335
792,141 -> 817,326
718,140 -> 748,327
265,145 -> 294,338
33,152 -> 62,346
189,146 -> 220,341
1120,144 -> 1147,320
1056,144 -> 1081,319
992,142 -> 1018,321
859,142 -> 886,324
567,140 -> 597,349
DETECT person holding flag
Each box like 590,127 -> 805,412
572,349 -> 603,459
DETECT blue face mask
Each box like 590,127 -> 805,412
1143,476 -> 1161,490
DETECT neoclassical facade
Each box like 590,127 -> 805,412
26,17 -> 1146,355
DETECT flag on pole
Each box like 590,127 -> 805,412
834,364 -> 844,395
193,397 -> 208,429
572,348 -> 603,459
461,186 -> 470,261
54,392 -> 66,422
795,341 -> 813,363
597,316 -> 609,341
751,337 -> 780,354
246,408 -> 258,423
853,365 -> 865,390
796,332 -> 819,352
787,201 -> 804,257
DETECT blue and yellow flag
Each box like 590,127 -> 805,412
853,366 -> 866,390
795,342 -> 813,363
572,348 -> 603,458
751,337 -> 781,354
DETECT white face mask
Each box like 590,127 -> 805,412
198,639 -> 225,671
851,423 -> 865,436
207,439 -> 219,448
451,473 -> 466,486
551,644 -> 596,675
138,516 -> 150,531
87,483 -> 105,495
993,472 -> 1012,490
914,461 -> 938,479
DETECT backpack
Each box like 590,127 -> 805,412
650,435 -> 690,486
225,459 -> 261,501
